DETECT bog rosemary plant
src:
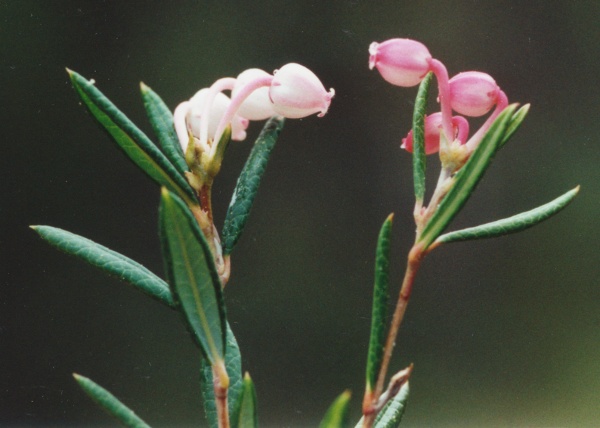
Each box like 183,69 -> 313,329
33,38 -> 578,428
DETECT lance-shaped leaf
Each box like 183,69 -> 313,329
365,215 -> 394,395
159,188 -> 226,366
232,373 -> 258,428
418,104 -> 518,249
73,374 -> 151,428
320,390 -> 351,428
31,225 -> 174,308
435,186 -> 579,244
222,116 -> 285,255
373,382 -> 409,428
200,323 -> 243,428
140,82 -> 189,175
501,104 -> 530,148
68,69 -> 196,205
412,72 -> 433,203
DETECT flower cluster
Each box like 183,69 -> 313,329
369,38 -> 508,167
174,63 -> 334,168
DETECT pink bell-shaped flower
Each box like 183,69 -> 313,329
402,112 -> 469,155
232,68 -> 276,120
369,38 -> 432,87
448,71 -> 500,117
269,63 -> 335,119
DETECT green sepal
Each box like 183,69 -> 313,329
211,125 -> 232,174
32,225 -> 174,308
158,188 -> 226,364
68,69 -> 196,205
418,104 -> 518,249
73,373 -> 151,428
232,373 -> 258,428
140,82 -> 189,175
222,116 -> 285,255
200,323 -> 243,428
319,390 -> 351,428
435,186 -> 579,244
412,72 -> 433,203
365,214 -> 394,392
373,382 -> 410,428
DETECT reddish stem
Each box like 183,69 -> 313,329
213,365 -> 230,428
200,184 -> 213,224
363,245 -> 424,428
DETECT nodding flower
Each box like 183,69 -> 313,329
211,63 -> 334,145
368,38 -> 510,155
174,64 -> 334,161
447,72 -> 508,151
448,71 -> 501,117
369,38 -> 432,87
369,38 -> 453,141
402,112 -> 470,155
173,89 -> 248,153
268,63 -> 335,119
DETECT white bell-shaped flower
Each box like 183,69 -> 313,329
232,69 -> 276,120
186,89 -> 248,145
269,63 -> 335,119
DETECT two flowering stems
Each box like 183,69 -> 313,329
33,36 -> 579,428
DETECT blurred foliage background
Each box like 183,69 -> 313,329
1,0 -> 599,426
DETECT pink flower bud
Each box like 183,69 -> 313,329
369,38 -> 432,87
448,71 -> 500,117
269,63 -> 335,119
402,112 -> 469,155
232,68 -> 276,121
186,89 -> 248,143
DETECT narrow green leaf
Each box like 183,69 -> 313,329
418,104 -> 518,249
501,104 -> 530,147
200,323 -> 243,428
373,382 -> 409,428
435,186 -> 579,244
320,390 -> 351,428
73,373 -> 151,428
32,225 -> 174,308
140,82 -> 189,175
68,69 -> 196,205
233,373 -> 258,428
222,116 -> 285,255
159,188 -> 226,364
365,214 -> 394,392
412,72 -> 433,202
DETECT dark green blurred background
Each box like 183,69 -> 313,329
2,1 -> 599,426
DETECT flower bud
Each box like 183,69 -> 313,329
186,89 -> 248,143
448,71 -> 499,117
232,68 -> 276,120
269,63 -> 334,119
402,112 -> 469,155
369,38 -> 432,87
